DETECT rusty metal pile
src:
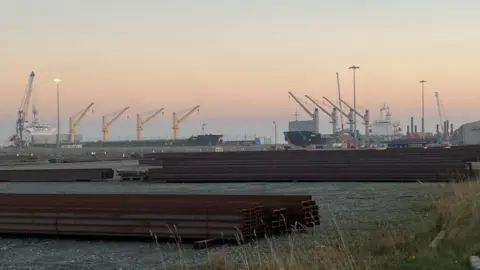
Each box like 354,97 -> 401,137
0,193 -> 320,240
143,147 -> 480,183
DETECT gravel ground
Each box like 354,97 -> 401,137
0,182 -> 444,269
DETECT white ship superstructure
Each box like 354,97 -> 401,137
21,122 -> 58,145
370,104 -> 401,141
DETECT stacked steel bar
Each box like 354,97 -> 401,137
0,194 -> 319,240
144,147 -> 480,183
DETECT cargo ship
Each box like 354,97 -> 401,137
283,131 -> 335,148
283,107 -> 336,148
81,134 -> 224,148
7,122 -> 78,148
25,134 -> 225,148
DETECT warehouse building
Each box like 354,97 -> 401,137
450,120 -> 480,145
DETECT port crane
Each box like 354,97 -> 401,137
434,92 -> 449,142
101,107 -> 130,141
288,92 -> 318,120
336,72 -> 344,131
136,108 -> 164,140
340,99 -> 371,137
304,95 -> 338,134
69,102 -> 94,144
288,92 -> 320,133
322,97 -> 354,134
12,71 -> 35,147
172,105 -> 200,140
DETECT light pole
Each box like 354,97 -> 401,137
348,65 -> 360,146
54,78 -> 61,161
273,121 -> 277,148
419,80 -> 427,135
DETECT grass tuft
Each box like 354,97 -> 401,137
156,180 -> 480,269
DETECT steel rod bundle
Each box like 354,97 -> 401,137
0,194 -> 320,240
144,147 -> 480,182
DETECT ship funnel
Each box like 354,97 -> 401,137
443,121 -> 447,138
313,108 -> 320,133
410,117 -> 414,134
445,120 -> 450,137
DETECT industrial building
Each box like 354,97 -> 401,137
450,120 -> 480,145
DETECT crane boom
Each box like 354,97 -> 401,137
336,72 -> 344,131
306,95 -> 338,134
288,92 -> 314,118
322,96 -> 349,118
340,99 -> 371,137
178,105 -> 200,123
340,99 -> 365,119
304,95 -> 331,116
142,108 -> 164,124
13,71 -> 35,147
172,105 -> 200,139
102,107 -> 130,141
107,107 -> 130,126
19,71 -> 35,123
136,108 -> 164,140
434,92 -> 444,132
69,102 -> 94,144
74,102 -> 94,126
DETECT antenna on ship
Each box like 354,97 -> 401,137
293,110 -> 299,121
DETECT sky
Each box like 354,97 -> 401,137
1,0 -> 480,142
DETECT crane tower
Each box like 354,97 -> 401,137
69,102 -> 94,143
13,71 -> 35,147
136,108 -> 164,140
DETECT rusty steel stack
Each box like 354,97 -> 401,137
143,147 -> 480,182
0,193 -> 320,241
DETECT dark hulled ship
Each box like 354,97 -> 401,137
283,131 -> 334,147
31,134 -> 224,148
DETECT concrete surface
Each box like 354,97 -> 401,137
0,160 -> 140,171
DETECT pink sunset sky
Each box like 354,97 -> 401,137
1,0 -> 480,141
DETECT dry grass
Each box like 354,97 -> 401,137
165,180 -> 480,270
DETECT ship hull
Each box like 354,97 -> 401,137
29,134 -> 224,148
284,131 -> 334,147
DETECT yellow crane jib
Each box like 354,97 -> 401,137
69,102 -> 95,144
136,108 -> 165,140
172,105 -> 200,140
101,106 -> 130,141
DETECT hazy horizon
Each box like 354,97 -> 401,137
2,0 -> 480,143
